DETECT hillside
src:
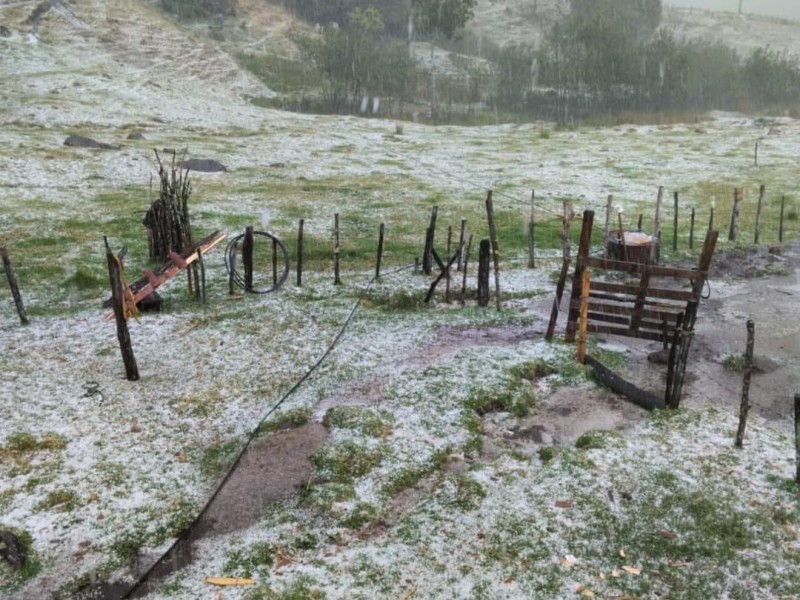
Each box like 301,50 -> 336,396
1,1 -> 800,600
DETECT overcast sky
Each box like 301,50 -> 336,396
664,0 -> 800,20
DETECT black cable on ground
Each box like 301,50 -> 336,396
119,263 -> 413,599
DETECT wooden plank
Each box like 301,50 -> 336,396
629,271 -> 651,331
581,256 -> 706,279
589,281 -> 696,302
586,323 -> 667,343
583,311 -> 676,334
565,210 -> 594,342
569,299 -> 684,323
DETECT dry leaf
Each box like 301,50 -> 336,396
575,584 -> 586,593
598,572 -> 606,581
561,554 -> 578,568
275,549 -> 296,568
619,549 -> 626,558
399,588 -> 417,600
556,499 -> 574,508
205,577 -> 256,587
658,530 -> 675,539
622,566 -> 641,576
581,590 -> 595,598
611,569 -> 620,578
130,422 -> 142,433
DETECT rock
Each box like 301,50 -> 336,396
647,348 -> 671,365
753,355 -> 781,374
127,131 -> 145,140
179,158 -> 228,173
0,530 -> 25,572
63,134 -> 119,150
137,291 -> 163,313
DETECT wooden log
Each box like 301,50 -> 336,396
754,184 -> 765,245
689,206 -> 696,250
729,187 -> 742,242
673,191 -> 679,252
461,234 -> 473,305
585,355 -> 664,410
485,191 -> 502,311
735,320 -> 755,448
545,201 -> 574,340
375,223 -> 385,280
296,219 -> 304,287
458,218 -> 467,271
527,190 -> 536,268
795,393 -> 800,483
104,237 -> 139,381
243,226 -> 254,291
477,239 -> 490,307
779,196 -> 786,243
565,210 -> 594,342
0,246 -> 29,325
334,212 -> 341,286
577,269 -> 590,364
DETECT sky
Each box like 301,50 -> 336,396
665,0 -> 800,20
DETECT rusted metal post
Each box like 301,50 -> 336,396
0,246 -> 29,325
754,184 -> 765,245
243,226 -> 254,291
485,191 -> 502,311
375,223 -> 385,280
729,188 -> 742,242
104,237 -> 139,382
527,190 -> 536,268
334,212 -> 341,285
735,320 -> 755,448
296,219 -> 304,287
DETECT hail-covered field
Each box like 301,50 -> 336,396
1,2 -> 799,599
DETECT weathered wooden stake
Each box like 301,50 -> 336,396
618,212 -> 628,262
689,206 -> 696,250
458,218 -> 467,271
754,184 -> 765,245
0,246 -> 29,325
735,319 -> 755,448
527,190 -> 536,268
229,239 -> 237,295
604,194 -> 613,258
637,213 -> 643,231
477,239 -> 490,308
243,225 -> 254,291
672,191 -> 679,252
197,248 -> 206,304
754,141 -> 758,167
576,269 -> 590,364
565,210 -> 594,343
779,196 -> 786,243
729,187 -> 743,242
652,186 -> 664,262
375,223 -> 385,280
461,234 -> 473,305
445,225 -> 453,303
485,191 -> 502,311
333,212 -> 341,285
296,219 -> 304,287
795,393 -> 800,483
708,205 -> 715,232
545,201 -> 574,341
104,236 -> 139,381
423,206 -> 438,275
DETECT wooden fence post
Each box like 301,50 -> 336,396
754,141 -> 758,167
445,225 -> 453,303
779,196 -> 786,243
423,206 -> 438,275
104,237 -> 139,382
576,269 -> 590,364
754,184 -> 765,245
243,225 -> 254,292
0,246 -> 29,325
795,393 -> 800,483
458,218 -> 467,271
708,201 -> 715,232
461,234 -> 473,305
477,239 -> 490,307
673,191 -> 679,252
229,238 -> 237,295
375,223 -> 385,280
333,212 -> 341,285
652,186 -> 664,262
565,210 -> 595,343
735,320 -> 755,448
545,201 -> 574,341
729,188 -> 743,242
604,194 -> 613,258
689,206 -> 696,250
296,219 -> 304,287
527,190 -> 536,268
485,191 -> 502,311
197,248 -> 206,304
637,213 -> 643,231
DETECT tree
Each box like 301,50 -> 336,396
412,0 -> 477,41
569,0 -> 661,41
